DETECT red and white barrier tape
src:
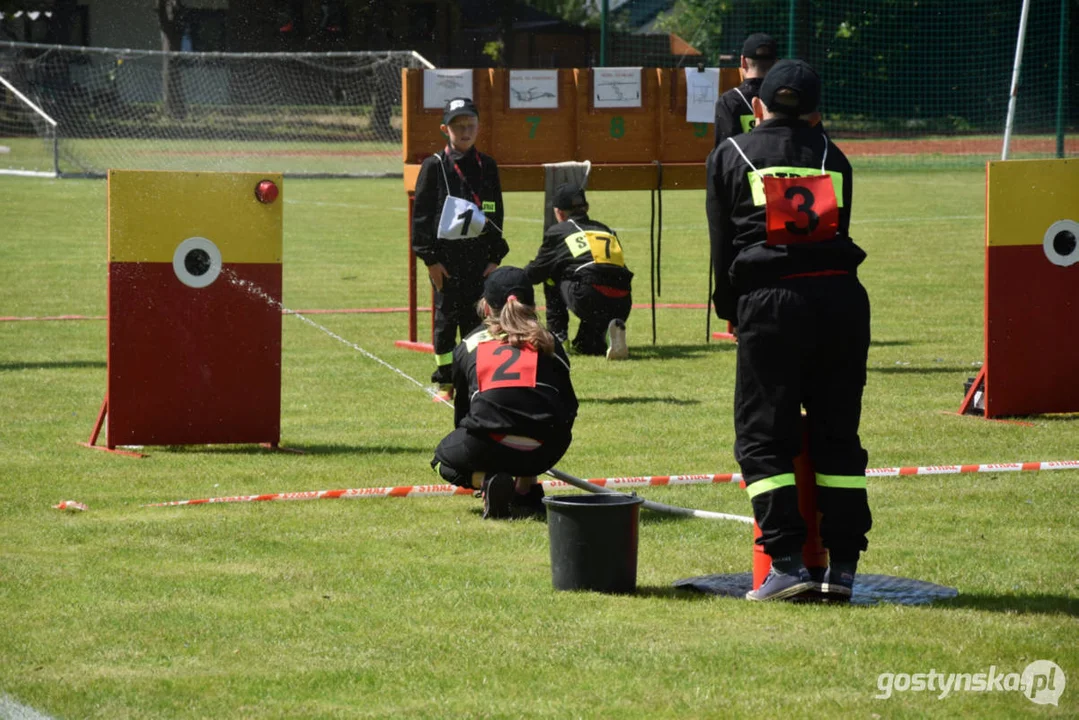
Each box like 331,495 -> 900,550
867,460 -> 1079,476
144,460 -> 1079,508
2,303 -> 710,323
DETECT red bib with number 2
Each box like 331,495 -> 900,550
476,342 -> 538,391
763,174 -> 839,246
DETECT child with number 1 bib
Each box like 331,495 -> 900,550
412,97 -> 508,401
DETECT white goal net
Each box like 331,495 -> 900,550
0,41 -> 431,178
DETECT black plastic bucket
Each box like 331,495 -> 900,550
543,493 -> 646,594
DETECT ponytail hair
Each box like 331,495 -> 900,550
478,296 -> 556,354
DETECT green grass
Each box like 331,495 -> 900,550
0,171 -> 1076,719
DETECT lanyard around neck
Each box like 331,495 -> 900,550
441,145 -> 483,207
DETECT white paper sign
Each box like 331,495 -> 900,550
684,67 -> 720,123
593,67 -> 642,108
509,70 -> 559,109
423,69 -> 474,110
438,196 -> 487,240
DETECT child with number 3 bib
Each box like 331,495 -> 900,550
412,97 -> 508,401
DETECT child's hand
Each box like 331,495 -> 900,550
482,263 -> 498,278
428,263 -> 450,291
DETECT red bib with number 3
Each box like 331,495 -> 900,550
476,342 -> 538,391
763,174 -> 839,246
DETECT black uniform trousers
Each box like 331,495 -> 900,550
735,275 -> 872,562
559,279 -> 632,356
543,281 -> 570,343
431,285 -> 483,384
432,426 -> 573,487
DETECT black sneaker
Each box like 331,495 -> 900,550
481,473 -> 514,520
510,483 -> 546,518
745,567 -> 818,602
820,567 -> 855,603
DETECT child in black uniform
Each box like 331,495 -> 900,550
713,33 -> 778,147
706,60 -> 872,602
412,97 -> 508,400
524,184 -> 633,359
431,266 -> 578,519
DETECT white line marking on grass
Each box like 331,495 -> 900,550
0,694 -> 57,720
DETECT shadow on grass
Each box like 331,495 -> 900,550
939,592 -> 1079,617
154,444 -> 427,456
625,343 -> 736,360
579,396 -> 701,406
1024,413 -> 1079,424
869,366 -> 975,374
869,340 -> 915,347
639,510 -> 699,525
632,584 -> 718,601
0,360 -> 106,371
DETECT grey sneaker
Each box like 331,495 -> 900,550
745,567 -> 819,602
606,318 -> 628,360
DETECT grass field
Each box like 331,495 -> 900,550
1,168 -> 1077,719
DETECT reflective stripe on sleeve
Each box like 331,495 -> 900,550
435,351 -> 454,366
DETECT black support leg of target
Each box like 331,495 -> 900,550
706,244 -> 713,342
655,161 -> 663,298
649,187 -> 657,345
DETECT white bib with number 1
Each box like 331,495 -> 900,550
438,196 -> 487,240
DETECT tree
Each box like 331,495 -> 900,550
524,0 -> 597,26
651,0 -> 727,61
156,0 -> 186,119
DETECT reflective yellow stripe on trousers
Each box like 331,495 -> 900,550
744,473 -> 797,499
815,474 -> 867,490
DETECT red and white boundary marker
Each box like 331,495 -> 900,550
1,303 -> 709,324
144,460 -> 1079,508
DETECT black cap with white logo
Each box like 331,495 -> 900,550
443,97 -> 479,124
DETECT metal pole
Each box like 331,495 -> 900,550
1002,0 -> 1032,161
600,0 -> 609,67
1056,0 -> 1069,158
787,0 -> 796,58
545,467 -> 753,524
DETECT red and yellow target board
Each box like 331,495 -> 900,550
94,170 -> 283,449
982,159 -> 1079,417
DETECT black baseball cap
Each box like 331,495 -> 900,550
742,33 -> 777,60
758,59 -> 821,115
443,97 -> 478,124
484,266 -> 535,310
552,183 -> 587,211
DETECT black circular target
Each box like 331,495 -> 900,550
172,236 -> 223,288
1053,230 -> 1076,258
1044,220 -> 1079,267
184,248 -> 212,276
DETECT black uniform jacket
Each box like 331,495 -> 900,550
452,326 -> 578,438
706,117 -> 866,322
412,146 -> 508,286
714,77 -> 763,147
523,214 -> 633,290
